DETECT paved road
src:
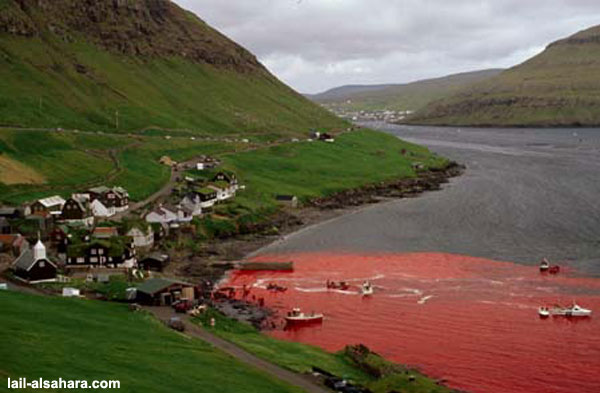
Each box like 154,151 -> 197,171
258,124 -> 600,276
146,307 -> 329,393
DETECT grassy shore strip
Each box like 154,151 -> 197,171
0,128 -> 445,208
0,291 -> 305,393
194,310 -> 454,393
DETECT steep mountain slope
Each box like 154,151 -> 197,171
409,26 -> 600,127
0,0 -> 343,134
309,69 -> 503,112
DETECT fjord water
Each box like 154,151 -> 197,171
228,125 -> 600,393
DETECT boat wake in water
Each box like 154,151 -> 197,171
223,252 -> 600,393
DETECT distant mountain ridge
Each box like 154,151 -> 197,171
0,0 -> 343,134
409,25 -> 600,127
309,69 -> 504,112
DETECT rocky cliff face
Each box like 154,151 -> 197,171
0,0 -> 263,71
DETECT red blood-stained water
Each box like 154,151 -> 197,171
223,253 -> 600,393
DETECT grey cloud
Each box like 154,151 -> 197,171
175,0 -> 600,93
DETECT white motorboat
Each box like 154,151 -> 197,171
284,308 -> 324,324
540,304 -> 592,318
551,304 -> 592,317
539,258 -> 550,272
360,281 -> 374,296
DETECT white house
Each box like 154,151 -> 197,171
180,195 -> 203,217
145,206 -> 192,227
208,183 -> 236,202
90,199 -> 114,218
126,224 -> 154,248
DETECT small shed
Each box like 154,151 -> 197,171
275,195 -> 299,209
136,278 -> 195,306
139,253 -> 170,272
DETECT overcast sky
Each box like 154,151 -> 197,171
175,0 -> 600,94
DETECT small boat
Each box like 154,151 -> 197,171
551,304 -> 592,317
284,308 -> 324,324
360,281 -> 374,296
540,304 -> 592,318
327,280 -> 350,291
539,258 -> 550,272
266,283 -> 288,292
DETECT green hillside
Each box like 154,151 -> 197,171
409,25 -> 600,127
0,0 -> 343,135
0,291 -> 303,393
310,69 -> 502,112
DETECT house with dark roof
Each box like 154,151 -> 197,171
13,239 -> 57,283
0,207 -> 21,219
29,196 -> 66,218
136,277 -> 195,306
60,197 -> 94,227
139,253 -> 170,272
212,171 -> 238,188
87,186 -> 129,214
66,237 -> 136,269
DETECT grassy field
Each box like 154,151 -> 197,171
0,129 -> 246,204
222,129 -> 447,207
0,291 -> 304,393
0,25 -> 343,136
0,128 -> 446,208
410,25 -> 600,126
312,69 -> 502,112
195,309 -> 453,393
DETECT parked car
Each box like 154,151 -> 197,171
172,299 -> 195,313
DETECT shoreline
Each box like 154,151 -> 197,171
174,160 -> 465,284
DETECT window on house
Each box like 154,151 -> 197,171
90,257 -> 98,263
99,249 -> 104,255
77,257 -> 84,264
39,261 -> 45,268
91,249 -> 97,255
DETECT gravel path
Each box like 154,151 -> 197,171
146,306 -> 330,393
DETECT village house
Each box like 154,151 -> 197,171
208,181 -> 236,202
0,207 -> 21,219
12,239 -> 57,283
29,196 -> 66,218
87,186 -> 129,214
136,277 -> 195,306
66,238 -> 136,269
145,205 -> 192,227
59,196 -> 94,227
212,171 -> 238,189
0,234 -> 30,257
192,188 -> 218,209
319,132 -> 335,143
139,253 -> 170,272
90,198 -> 113,218
275,195 -> 299,208
125,222 -> 154,249
179,194 -> 203,217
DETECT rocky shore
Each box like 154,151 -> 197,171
173,160 -> 465,285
